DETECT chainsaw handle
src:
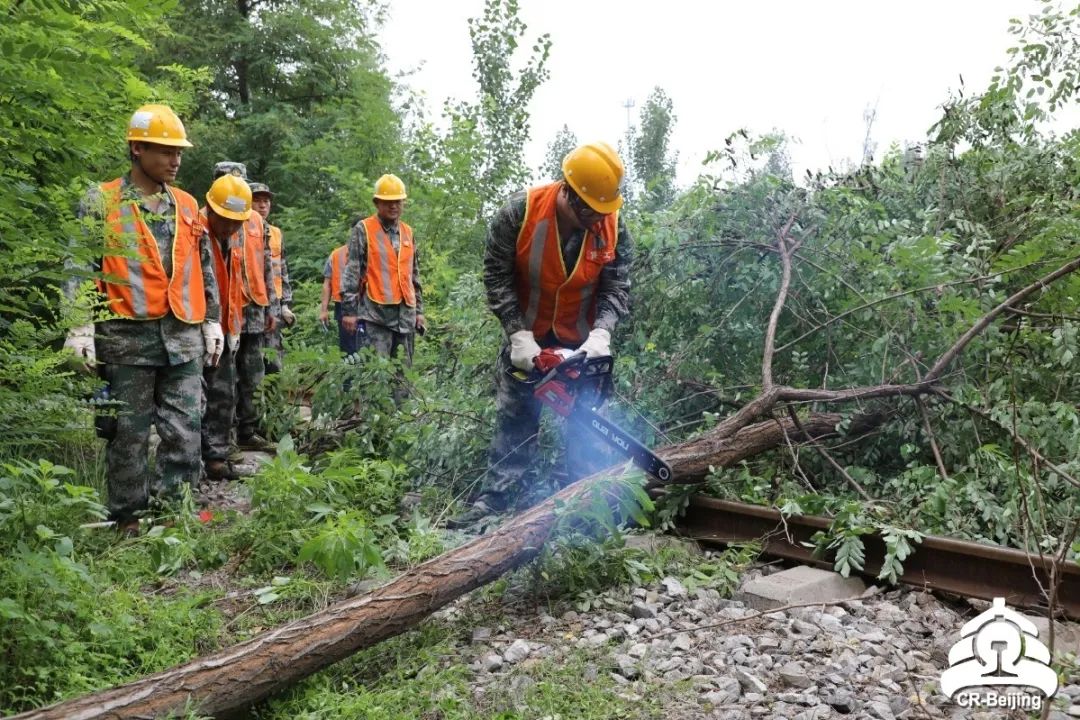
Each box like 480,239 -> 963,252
533,349 -> 586,384
506,349 -> 588,384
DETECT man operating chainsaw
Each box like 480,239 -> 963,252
450,141 -> 633,528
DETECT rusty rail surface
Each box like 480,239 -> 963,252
675,495 -> 1080,620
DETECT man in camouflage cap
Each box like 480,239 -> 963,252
450,142 -> 632,528
209,161 -> 280,455
63,104 -> 224,536
213,161 -> 247,180
250,181 -> 294,373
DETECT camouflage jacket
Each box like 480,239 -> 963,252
483,188 -> 633,339
68,175 -> 221,367
340,216 -> 423,334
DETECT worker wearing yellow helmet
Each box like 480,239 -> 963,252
62,103 -> 224,536
208,162 -> 280,457
340,173 -> 425,366
199,174 -> 250,479
449,142 -> 633,529
198,169 -> 280,479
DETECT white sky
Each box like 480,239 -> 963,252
381,1 -> 1055,185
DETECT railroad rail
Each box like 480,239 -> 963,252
674,494 -> 1080,620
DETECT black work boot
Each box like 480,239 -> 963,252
208,458 -> 249,481
237,432 -> 274,452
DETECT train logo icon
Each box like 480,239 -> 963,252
940,597 -> 1058,701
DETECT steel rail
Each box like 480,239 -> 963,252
675,495 -> 1080,620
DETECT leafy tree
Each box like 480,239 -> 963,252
446,0 -> 552,215
624,26 -> 1080,550
142,0 -> 402,279
626,86 -> 678,212
399,0 -> 553,292
540,124 -> 578,181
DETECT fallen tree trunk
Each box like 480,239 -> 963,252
8,410 -> 858,720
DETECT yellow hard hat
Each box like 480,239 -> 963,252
206,175 -> 252,221
562,142 -> 624,214
126,104 -> 193,148
373,174 -> 407,201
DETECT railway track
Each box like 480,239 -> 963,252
673,494 -> 1080,620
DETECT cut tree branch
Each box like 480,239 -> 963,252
935,391 -> 1080,492
775,260 -> 1048,355
786,405 -> 872,501
925,255 -> 1080,381
762,213 -> 800,392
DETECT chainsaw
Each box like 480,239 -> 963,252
509,350 -> 673,483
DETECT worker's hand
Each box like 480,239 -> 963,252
509,329 -> 542,371
577,328 -> 611,359
201,321 -> 224,367
319,307 -> 330,325
415,314 -> 426,336
63,322 -> 96,374
227,332 -> 240,353
342,315 -> 358,333
281,306 -> 296,327
266,312 -> 277,333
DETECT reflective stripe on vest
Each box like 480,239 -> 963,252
329,245 -> 348,302
240,215 -> 269,307
514,182 -> 618,345
363,215 -> 416,307
97,177 -> 206,323
203,209 -> 245,337
268,224 -> 283,298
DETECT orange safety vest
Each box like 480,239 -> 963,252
96,178 -> 207,323
514,182 -> 619,345
362,215 -> 416,307
203,209 -> 246,337
240,215 -> 270,307
329,245 -> 348,302
267,224 -> 284,298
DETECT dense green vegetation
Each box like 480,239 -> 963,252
2,0 -> 1079,715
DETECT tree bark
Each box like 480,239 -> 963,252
8,411 -> 859,720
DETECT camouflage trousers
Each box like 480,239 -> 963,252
264,328 -> 284,375
201,346 -> 237,461
480,347 -> 613,511
359,321 -> 414,366
236,332 -> 265,439
100,359 -> 202,521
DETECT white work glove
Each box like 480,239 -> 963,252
281,305 -> 296,327
202,321 -> 224,367
64,323 -> 96,373
227,332 -> 240,353
508,329 -> 542,371
577,328 -> 611,359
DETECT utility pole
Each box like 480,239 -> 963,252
622,98 -> 635,132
